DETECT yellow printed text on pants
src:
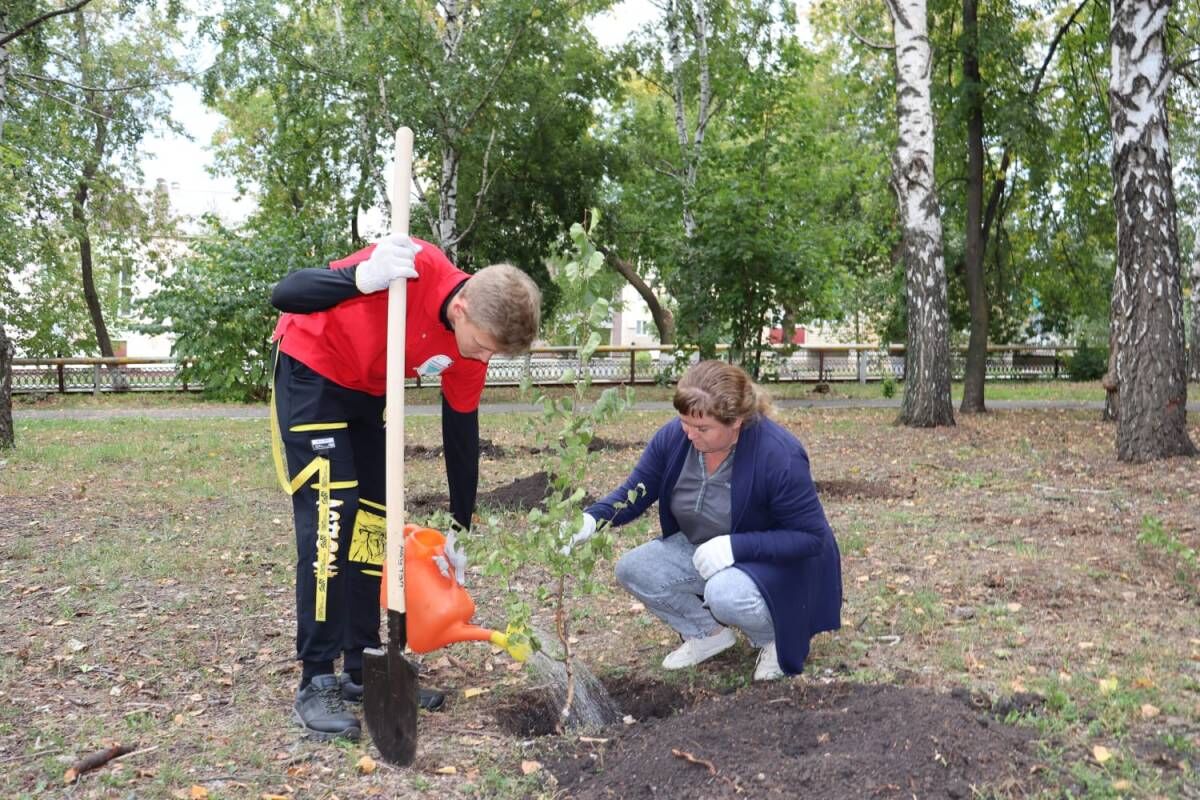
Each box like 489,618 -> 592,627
349,504 -> 386,578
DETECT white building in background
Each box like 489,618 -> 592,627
608,282 -> 663,348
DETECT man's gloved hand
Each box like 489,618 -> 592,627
433,529 -> 468,586
355,233 -> 421,294
559,513 -> 597,556
692,535 -> 734,579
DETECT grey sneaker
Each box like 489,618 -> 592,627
293,674 -> 361,741
338,672 -> 447,712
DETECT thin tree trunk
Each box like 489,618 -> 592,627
438,143 -> 460,259
599,247 -> 675,344
0,325 -> 13,449
73,10 -> 113,357
667,0 -> 703,240
887,0 -> 954,428
1107,0 -> 1195,461
0,44 -> 10,142
1188,253 -> 1200,381
434,0 -> 466,259
960,0 -> 987,414
1103,306 -> 1119,421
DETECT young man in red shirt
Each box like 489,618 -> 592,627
270,233 -> 540,740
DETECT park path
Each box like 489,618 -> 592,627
13,397 -> 1183,421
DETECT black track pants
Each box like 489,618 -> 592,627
272,351 -> 386,672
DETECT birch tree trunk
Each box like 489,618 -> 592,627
887,0 -> 955,428
667,0 -> 713,241
1107,0 -> 1195,461
1188,253 -> 1200,381
434,0 -> 466,260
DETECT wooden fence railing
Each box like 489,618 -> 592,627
11,344 -> 1082,395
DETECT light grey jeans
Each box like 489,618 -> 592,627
614,532 -> 775,646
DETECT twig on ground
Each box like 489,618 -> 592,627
671,748 -> 717,775
1032,484 -> 1115,495
671,748 -> 744,794
63,743 -> 135,784
0,747 -> 61,766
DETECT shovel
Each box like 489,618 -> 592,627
361,126 -> 420,766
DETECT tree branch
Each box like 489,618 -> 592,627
9,74 -> 110,119
0,0 -> 94,48
849,25 -> 894,51
14,66 -> 203,94
443,127 -> 499,249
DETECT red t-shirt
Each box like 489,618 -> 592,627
271,239 -> 487,412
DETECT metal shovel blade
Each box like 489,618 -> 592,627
362,610 -> 419,765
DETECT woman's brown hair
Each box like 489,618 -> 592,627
672,360 -> 772,425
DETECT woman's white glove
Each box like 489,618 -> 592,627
355,233 -> 421,294
692,535 -> 734,579
560,513 -> 598,556
433,529 -> 468,586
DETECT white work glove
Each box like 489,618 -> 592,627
692,535 -> 734,580
433,529 -> 468,587
559,513 -> 598,556
354,233 -> 421,294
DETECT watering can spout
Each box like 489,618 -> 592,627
389,525 -> 529,661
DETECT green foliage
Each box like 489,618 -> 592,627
474,214 -> 638,680
138,212 -> 351,401
1064,339 -> 1108,381
880,374 -> 897,399
2,0 -> 188,356
204,0 -> 619,319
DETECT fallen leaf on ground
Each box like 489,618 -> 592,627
520,760 -> 541,775
1140,704 -> 1160,718
357,755 -> 376,774
1092,745 -> 1113,764
435,766 -> 457,775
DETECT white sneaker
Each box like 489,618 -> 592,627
753,641 -> 784,681
661,627 -> 737,670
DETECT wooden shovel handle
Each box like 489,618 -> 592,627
385,127 -> 413,615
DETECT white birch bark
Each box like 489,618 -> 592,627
1188,252 -> 1200,381
1108,0 -> 1195,460
436,0 -> 465,260
886,0 -> 954,427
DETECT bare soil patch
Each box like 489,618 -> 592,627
815,478 -> 911,500
542,680 -> 1041,799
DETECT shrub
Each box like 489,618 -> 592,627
1066,339 -> 1109,381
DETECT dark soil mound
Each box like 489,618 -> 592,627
497,674 -> 689,737
527,436 -> 637,455
478,471 -> 596,511
544,681 -> 1042,799
816,479 -> 908,500
407,437 -> 505,459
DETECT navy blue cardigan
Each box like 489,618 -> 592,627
587,415 -> 842,674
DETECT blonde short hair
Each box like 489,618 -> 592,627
672,360 -> 772,425
460,263 -> 542,354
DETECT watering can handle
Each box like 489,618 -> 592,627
384,127 -> 413,616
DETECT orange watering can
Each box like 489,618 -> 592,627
382,524 -> 530,661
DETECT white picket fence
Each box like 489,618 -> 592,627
11,345 -> 1078,395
